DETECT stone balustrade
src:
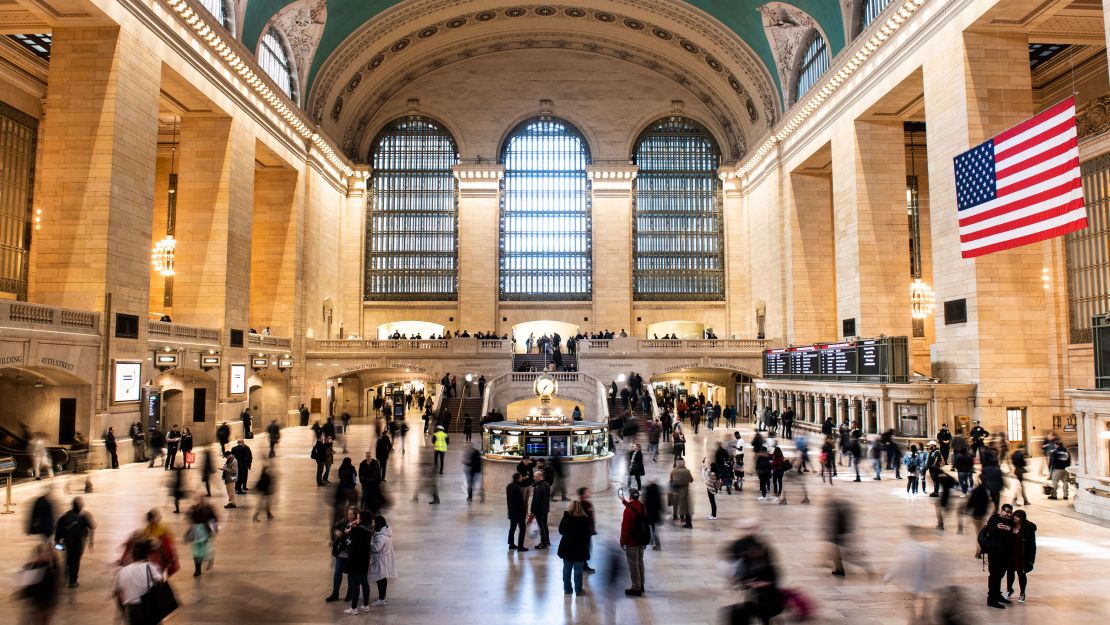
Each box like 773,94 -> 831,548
1,299 -> 99,334
309,337 -> 510,354
248,333 -> 292,349
146,320 -> 221,344
580,336 -> 770,354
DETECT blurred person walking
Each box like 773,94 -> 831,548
185,494 -> 218,577
16,542 -> 60,625
53,497 -> 95,588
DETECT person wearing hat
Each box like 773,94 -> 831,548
970,421 -> 989,459
432,425 -> 449,475
619,488 -> 648,596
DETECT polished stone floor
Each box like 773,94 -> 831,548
2,423 -> 1109,625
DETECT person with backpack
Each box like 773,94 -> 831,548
953,446 -> 974,495
981,503 -> 1015,609
618,489 -> 650,596
54,497 -> 95,587
1046,441 -> 1071,500
905,445 -> 923,495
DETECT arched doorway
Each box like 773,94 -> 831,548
246,370 -> 291,427
0,366 -> 92,474
327,368 -> 437,421
645,320 -> 706,340
376,320 -> 445,339
511,320 -> 581,354
152,369 -> 218,442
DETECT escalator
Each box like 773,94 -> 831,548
0,424 -> 70,477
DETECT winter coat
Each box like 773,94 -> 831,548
506,482 -> 526,520
345,524 -> 373,574
531,482 -> 551,516
628,450 -> 645,476
669,467 -> 694,516
557,512 -> 592,562
369,526 -> 397,581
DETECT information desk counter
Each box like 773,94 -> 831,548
482,421 -> 612,492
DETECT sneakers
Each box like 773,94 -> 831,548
706,515 -> 717,520
360,605 -> 372,613
1005,590 -> 1014,599
1019,594 -> 1026,603
343,608 -> 360,615
757,496 -> 766,501
372,599 -> 387,607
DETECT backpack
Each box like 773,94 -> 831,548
907,455 -> 920,473
976,523 -> 990,557
631,506 -> 652,545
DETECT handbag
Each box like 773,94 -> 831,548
136,565 -> 178,625
184,452 -> 196,465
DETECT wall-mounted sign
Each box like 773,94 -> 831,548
229,364 -> 246,394
252,357 -> 270,369
278,357 -> 294,369
155,353 -> 179,368
113,361 -> 142,403
201,355 -> 221,368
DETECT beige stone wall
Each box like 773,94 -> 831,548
251,167 -> 301,336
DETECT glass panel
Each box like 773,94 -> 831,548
0,101 -> 37,300
366,116 -> 459,300
259,28 -> 295,100
632,117 -> 724,300
7,34 -> 51,60
861,0 -> 893,30
1006,408 -> 1025,443
196,0 -> 232,30
499,117 -> 592,300
795,35 -> 830,99
1065,154 -> 1110,343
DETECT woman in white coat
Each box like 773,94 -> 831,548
369,515 -> 397,607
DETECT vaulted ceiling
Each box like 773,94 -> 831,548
235,0 -> 848,161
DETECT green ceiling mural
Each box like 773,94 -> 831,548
240,0 -> 846,101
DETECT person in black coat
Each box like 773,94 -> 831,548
231,439 -> 253,494
376,432 -> 393,481
983,504 -> 1015,608
531,474 -> 551,549
506,473 -> 528,551
1006,509 -> 1037,603
104,427 -> 119,469
27,488 -> 54,539
216,422 -> 231,455
557,501 -> 592,595
344,513 -> 374,613
627,444 -> 645,490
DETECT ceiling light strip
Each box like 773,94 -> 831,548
164,0 -> 353,177
737,0 -> 929,179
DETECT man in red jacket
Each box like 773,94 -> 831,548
619,489 -> 648,596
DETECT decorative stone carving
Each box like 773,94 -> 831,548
1078,95 -> 1110,139
757,2 -> 819,104
271,0 -> 328,94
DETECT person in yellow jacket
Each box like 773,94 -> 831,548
433,426 -> 449,475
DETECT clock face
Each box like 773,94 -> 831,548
536,378 -> 556,397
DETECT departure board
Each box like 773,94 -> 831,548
790,347 -> 821,376
764,349 -> 790,375
820,342 -> 857,376
762,337 -> 908,383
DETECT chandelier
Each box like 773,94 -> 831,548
910,278 -> 935,320
152,235 -> 176,276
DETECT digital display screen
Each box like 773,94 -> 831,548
790,347 -> 820,376
857,340 -> 881,376
229,364 -> 247,394
550,436 -> 569,457
820,343 -> 857,376
764,349 -> 790,375
113,362 -> 141,403
525,436 -> 548,457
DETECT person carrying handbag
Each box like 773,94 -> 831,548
113,540 -> 177,625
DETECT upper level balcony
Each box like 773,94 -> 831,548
308,337 -> 512,356
577,336 -> 772,356
1,299 -> 99,336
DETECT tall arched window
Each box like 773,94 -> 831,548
197,0 -> 233,31
632,118 -> 724,300
366,116 -> 459,300
259,27 -> 296,101
859,0 -> 892,31
499,117 -> 592,300
794,33 -> 830,101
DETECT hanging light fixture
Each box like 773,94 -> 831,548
906,123 -> 934,323
152,235 -> 176,276
910,278 -> 935,319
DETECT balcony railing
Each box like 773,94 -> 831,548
581,337 -> 770,353
146,320 -> 220,343
510,372 -> 581,383
248,333 -> 292,349
1,299 -> 99,335
310,337 -> 511,354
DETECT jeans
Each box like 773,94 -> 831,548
348,574 -> 370,609
628,474 -> 641,490
434,450 -> 445,474
332,557 -> 347,597
65,545 -> 84,585
873,459 -> 882,479
624,545 -> 645,591
562,560 -> 585,593
1050,468 -> 1069,498
508,516 -> 526,547
165,447 -> 178,470
707,490 -> 717,516
987,558 -> 1008,604
958,471 -> 971,494
535,513 -> 550,546
649,442 -> 658,461
758,472 -> 771,497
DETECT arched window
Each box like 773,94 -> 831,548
197,0 -> 233,31
859,0 -> 893,31
259,27 -> 296,101
366,116 -> 459,300
794,33 -> 830,101
499,117 -> 592,300
632,118 -> 724,300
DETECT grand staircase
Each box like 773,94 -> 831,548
437,397 -> 484,432
512,353 -> 578,371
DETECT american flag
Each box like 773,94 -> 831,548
953,97 -> 1088,258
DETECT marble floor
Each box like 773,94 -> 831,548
2,423 -> 1109,625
